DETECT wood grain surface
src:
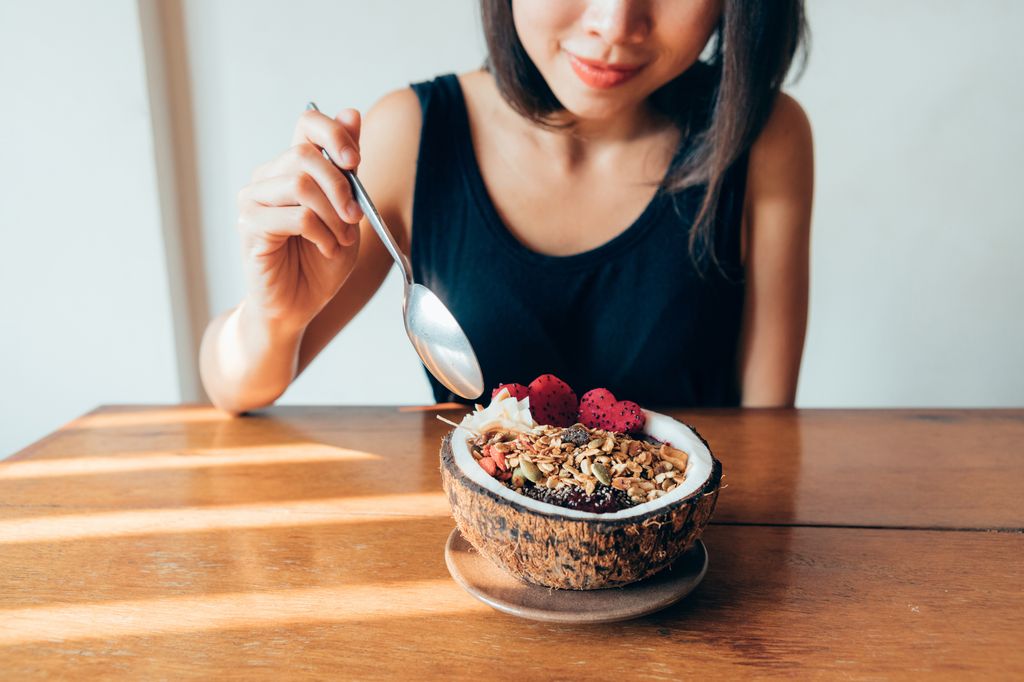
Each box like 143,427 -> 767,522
5,405 -> 1022,528
1,405 -> 1022,679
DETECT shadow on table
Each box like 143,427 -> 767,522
695,409 -> 803,527
0,410 -> 453,517
660,409 -> 802,664
0,516 -> 457,609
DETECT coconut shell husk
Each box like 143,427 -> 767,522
439,429 -> 722,590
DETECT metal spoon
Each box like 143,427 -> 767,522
306,102 -> 484,400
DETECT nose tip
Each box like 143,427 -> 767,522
585,0 -> 650,46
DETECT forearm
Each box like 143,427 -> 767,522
739,338 -> 803,408
199,300 -> 304,415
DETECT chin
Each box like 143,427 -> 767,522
547,77 -> 646,122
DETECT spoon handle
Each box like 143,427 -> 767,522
306,102 -> 414,285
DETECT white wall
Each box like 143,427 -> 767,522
0,0 -> 181,456
2,1 -> 1022,456
790,1 -> 1024,406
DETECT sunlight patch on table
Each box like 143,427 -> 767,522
0,494 -> 451,544
0,580 -> 483,644
71,408 -> 230,429
0,443 -> 381,480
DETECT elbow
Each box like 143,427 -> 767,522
202,372 -> 282,416
740,388 -> 797,409
741,397 -> 795,409
198,336 -> 275,417
208,394 -> 251,418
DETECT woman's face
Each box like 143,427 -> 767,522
512,0 -> 723,123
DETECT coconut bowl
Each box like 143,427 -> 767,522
439,410 -> 722,590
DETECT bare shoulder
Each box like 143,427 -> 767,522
456,69 -> 505,122
363,86 -> 422,135
358,87 -> 423,248
458,68 -> 495,93
747,92 -> 814,202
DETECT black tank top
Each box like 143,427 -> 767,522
409,73 -> 748,408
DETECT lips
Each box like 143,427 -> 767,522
566,53 -> 645,89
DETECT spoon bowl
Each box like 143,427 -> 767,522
403,283 -> 484,400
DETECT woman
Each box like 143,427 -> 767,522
200,0 -> 813,413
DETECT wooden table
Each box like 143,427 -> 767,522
1,406 -> 1021,679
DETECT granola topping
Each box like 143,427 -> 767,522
468,423 -> 690,512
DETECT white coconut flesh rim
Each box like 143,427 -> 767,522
452,409 -> 714,521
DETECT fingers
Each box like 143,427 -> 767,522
255,144 -> 363,234
291,108 -> 360,170
337,108 -> 361,146
242,173 -> 352,249
243,107 -> 366,253
241,204 -> 340,259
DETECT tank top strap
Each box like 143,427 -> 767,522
409,73 -> 467,160
408,75 -> 477,282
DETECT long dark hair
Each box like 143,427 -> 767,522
480,1 -> 808,261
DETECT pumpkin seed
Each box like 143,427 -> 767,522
520,459 -> 543,483
511,466 -> 526,488
592,462 -> 612,485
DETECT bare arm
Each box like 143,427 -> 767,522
199,88 -> 422,413
738,93 -> 814,407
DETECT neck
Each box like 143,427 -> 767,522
519,101 -> 676,170
477,71 -> 678,174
